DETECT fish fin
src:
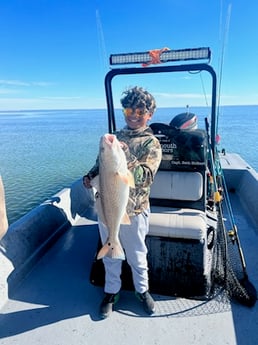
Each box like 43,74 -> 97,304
117,170 -> 135,188
121,212 -> 131,225
127,170 -> 135,188
97,241 -> 125,260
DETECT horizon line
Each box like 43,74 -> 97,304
0,104 -> 258,113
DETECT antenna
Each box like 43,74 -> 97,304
96,9 -> 108,72
217,3 -> 232,128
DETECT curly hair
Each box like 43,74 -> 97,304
120,86 -> 156,114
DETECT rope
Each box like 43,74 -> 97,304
142,47 -> 170,67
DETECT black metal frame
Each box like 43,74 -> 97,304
104,62 -> 217,154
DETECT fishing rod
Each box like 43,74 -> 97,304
213,3 -> 257,306
205,118 -> 257,307
216,2 -> 232,135
216,157 -> 257,306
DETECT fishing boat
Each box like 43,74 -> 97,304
0,47 -> 257,345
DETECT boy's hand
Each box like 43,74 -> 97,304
119,141 -> 129,151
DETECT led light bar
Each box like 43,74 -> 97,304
110,47 -> 211,66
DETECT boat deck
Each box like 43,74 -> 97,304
0,190 -> 258,345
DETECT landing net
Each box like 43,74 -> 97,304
211,204 -> 257,307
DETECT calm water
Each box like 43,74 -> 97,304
0,106 -> 257,225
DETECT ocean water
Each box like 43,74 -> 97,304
0,105 -> 257,225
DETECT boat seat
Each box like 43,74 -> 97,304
150,170 -> 203,202
149,170 -> 206,240
150,166 -> 206,211
149,171 -> 206,241
149,207 -> 206,241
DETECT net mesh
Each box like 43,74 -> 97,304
210,204 -> 257,307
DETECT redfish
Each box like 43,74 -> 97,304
91,134 -> 134,260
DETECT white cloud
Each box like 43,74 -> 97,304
40,96 -> 80,100
154,92 -> 211,99
0,96 -> 106,110
0,80 -> 30,87
0,80 -> 54,87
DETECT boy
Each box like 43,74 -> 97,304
83,86 -> 162,318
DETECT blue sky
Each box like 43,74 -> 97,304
0,0 -> 257,110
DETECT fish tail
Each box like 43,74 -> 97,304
97,240 -> 125,260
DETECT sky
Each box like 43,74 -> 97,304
0,0 -> 258,111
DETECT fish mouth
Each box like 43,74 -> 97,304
103,133 -> 116,145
